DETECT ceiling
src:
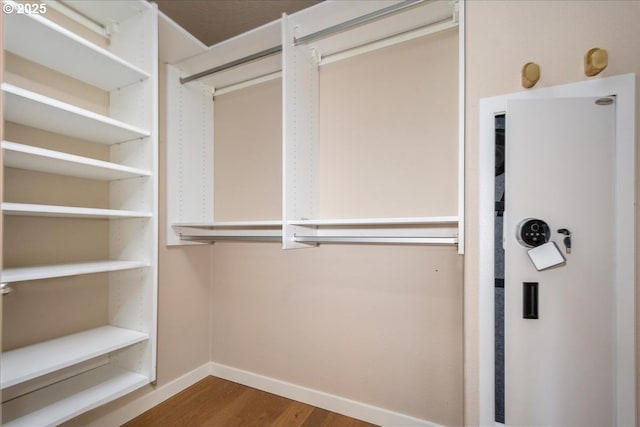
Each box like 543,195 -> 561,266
155,0 -> 323,47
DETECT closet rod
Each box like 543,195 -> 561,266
294,236 -> 458,245
180,235 -> 282,242
179,0 -> 426,85
180,45 -> 282,84
294,0 -> 426,46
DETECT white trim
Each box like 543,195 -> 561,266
209,362 -> 443,427
477,73 -> 636,426
86,361 -> 445,426
457,0 -> 465,255
85,363 -> 212,427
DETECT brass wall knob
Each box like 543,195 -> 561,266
522,62 -> 540,89
585,48 -> 608,77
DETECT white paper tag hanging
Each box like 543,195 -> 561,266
527,241 -> 566,271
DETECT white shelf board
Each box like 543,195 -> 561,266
2,141 -> 151,181
1,326 -> 148,389
2,202 -> 151,219
3,6 -> 149,91
293,235 -> 458,245
1,364 -> 148,427
173,220 -> 282,228
2,260 -> 149,283
288,216 -> 459,226
1,84 -> 151,145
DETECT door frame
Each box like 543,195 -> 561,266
477,74 -> 636,426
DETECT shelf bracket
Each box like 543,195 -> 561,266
1,283 -> 14,295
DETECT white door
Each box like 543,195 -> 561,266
505,97 -> 616,426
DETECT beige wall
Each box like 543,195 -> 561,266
463,1 -> 640,425
319,30 -> 458,218
211,243 -> 463,425
214,79 -> 283,221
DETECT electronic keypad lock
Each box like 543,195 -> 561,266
516,218 -> 550,248
516,218 -> 566,271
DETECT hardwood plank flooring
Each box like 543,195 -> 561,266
123,376 -> 378,427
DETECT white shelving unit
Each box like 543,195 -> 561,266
165,0 -> 463,249
1,0 -> 158,425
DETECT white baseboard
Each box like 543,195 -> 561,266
88,363 -> 211,427
87,361 -> 443,427
209,362 -> 443,427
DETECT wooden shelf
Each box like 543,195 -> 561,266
2,141 -> 151,181
2,260 -> 149,283
1,326 -> 148,389
2,202 -> 152,219
1,84 -> 150,145
1,364 -> 148,427
3,6 -> 149,91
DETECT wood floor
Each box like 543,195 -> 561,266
123,376 -> 378,427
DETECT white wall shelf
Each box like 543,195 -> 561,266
288,216 -> 459,226
1,364 -> 148,427
289,216 -> 459,246
3,3 -> 149,91
2,260 -> 149,283
293,236 -> 459,245
1,202 -> 152,219
174,220 -> 282,228
1,84 -> 150,145
1,326 -> 148,389
174,221 -> 283,243
2,141 -> 151,181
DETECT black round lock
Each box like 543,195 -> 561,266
516,218 -> 550,248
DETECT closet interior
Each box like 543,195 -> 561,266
1,0 -> 462,424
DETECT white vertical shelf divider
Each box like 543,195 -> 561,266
165,64 -> 214,246
106,1 -> 159,383
281,13 -> 319,249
